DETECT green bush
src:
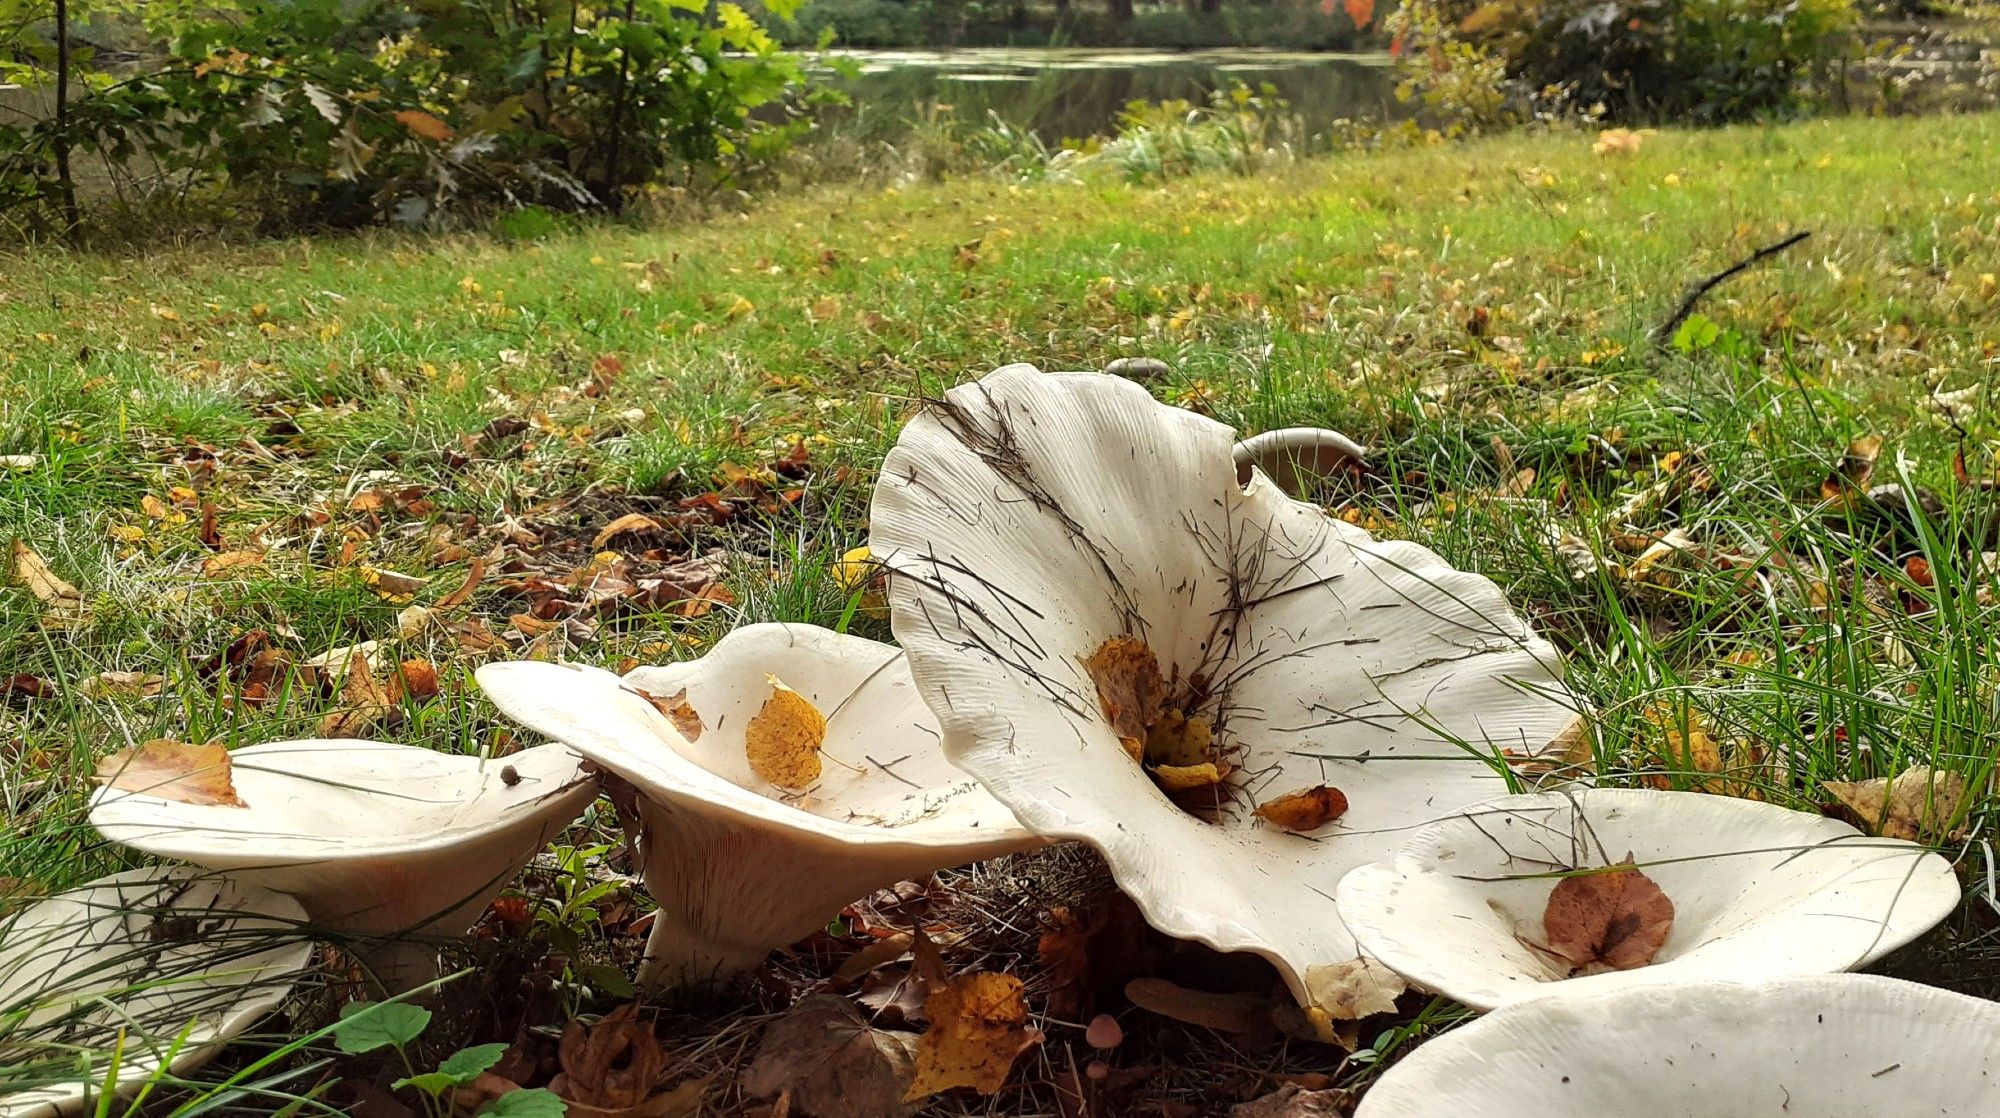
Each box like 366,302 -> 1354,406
1441,0 -> 1859,123
0,0 -> 817,233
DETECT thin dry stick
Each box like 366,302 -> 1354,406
1652,230 -> 1813,346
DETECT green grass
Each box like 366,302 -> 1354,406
3,109 -> 2000,1109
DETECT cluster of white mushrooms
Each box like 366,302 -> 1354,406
17,363 -> 1981,1116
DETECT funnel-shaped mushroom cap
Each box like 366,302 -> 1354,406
476,623 -> 1038,988
1335,788 -> 1959,1011
89,741 -> 597,942
1354,974 -> 2000,1117
0,868 -> 311,1118
1232,427 -> 1367,495
868,364 -> 1578,1016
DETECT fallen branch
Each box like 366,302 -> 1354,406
1652,230 -> 1812,347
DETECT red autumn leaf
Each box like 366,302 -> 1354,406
1541,855 -> 1675,972
1345,0 -> 1375,29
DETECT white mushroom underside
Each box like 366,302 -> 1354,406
89,742 -> 597,935
1354,974 -> 2000,1117
0,868 -> 311,1118
1334,788 -> 1960,1011
870,365 -> 1579,1006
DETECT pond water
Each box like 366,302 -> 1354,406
824,48 -> 1400,142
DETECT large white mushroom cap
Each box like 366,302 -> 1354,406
1335,787 -> 1960,1011
1354,973 -> 2000,1117
868,364 -> 1579,1018
0,868 -> 312,1118
476,623 -> 1038,989
89,742 -> 598,946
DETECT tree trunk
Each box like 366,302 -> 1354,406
1108,0 -> 1133,21
52,0 -> 82,237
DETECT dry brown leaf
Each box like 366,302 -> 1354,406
637,687 -> 704,742
1253,785 -> 1349,832
202,550 -> 265,576
1821,434 -> 1884,503
9,540 -> 82,609
548,1004 -> 699,1117
435,556 -> 486,611
94,740 -> 245,807
319,653 -> 394,737
2,674 -> 56,702
1823,766 -> 1966,843
363,567 -> 426,601
1229,1084 -> 1353,1118
1123,978 -> 1274,1034
79,671 -> 167,700
1303,957 -> 1405,1021
396,605 -> 433,639
746,676 -> 824,789
592,513 -> 667,551
904,934 -> 1041,1101
1082,636 -> 1167,761
743,994 -> 917,1118
1542,855 -> 1675,972
388,659 -> 441,703
393,109 -> 453,142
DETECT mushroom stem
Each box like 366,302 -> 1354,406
348,937 -> 446,995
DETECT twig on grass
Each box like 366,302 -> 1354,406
1652,230 -> 1813,347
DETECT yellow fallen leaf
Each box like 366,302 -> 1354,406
591,512 -> 665,551
319,653 -> 394,737
9,540 -> 82,610
363,567 -> 426,601
1304,957 -> 1406,1021
1145,708 -> 1212,767
905,933 -> 1042,1100
746,675 -> 824,789
1253,785 -> 1349,832
94,740 -> 245,807
1824,766 -> 1966,843
1151,762 -> 1224,791
202,550 -> 265,576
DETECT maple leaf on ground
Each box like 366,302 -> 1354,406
94,740 -> 246,807
745,676 -> 824,790
1540,855 -> 1675,973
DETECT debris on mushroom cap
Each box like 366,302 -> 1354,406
0,868 -> 312,1118
869,365 -> 1579,1020
88,740 -> 598,970
1335,788 -> 1960,1012
1354,974 -> 2000,1117
475,623 -> 1038,991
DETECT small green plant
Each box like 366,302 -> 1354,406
534,841 -> 637,1012
333,1001 -> 561,1118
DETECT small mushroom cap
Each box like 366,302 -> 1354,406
1335,788 -> 1960,1012
869,365 -> 1578,1013
89,741 -> 597,936
1354,974 -> 2000,1117
0,868 -> 311,1118
1232,427 -> 1367,494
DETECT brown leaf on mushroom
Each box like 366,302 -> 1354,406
94,740 -> 246,807
745,676 -> 824,789
1082,636 -> 1168,762
1541,855 -> 1675,973
637,687 -> 704,742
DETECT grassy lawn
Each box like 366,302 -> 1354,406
3,109 -> 2000,1109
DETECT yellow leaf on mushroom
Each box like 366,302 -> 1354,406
1823,766 -> 1966,843
638,686 -> 704,742
1304,956 -> 1406,1021
1145,708 -> 1213,767
745,675 -> 824,790
1254,785 -> 1350,832
1151,762 -> 1225,791
95,739 -> 246,807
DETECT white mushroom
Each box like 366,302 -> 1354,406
868,364 -> 1578,1022
1232,427 -> 1367,495
89,741 -> 597,987
1353,973 -> 2000,1117
475,623 -> 1039,989
1334,787 -> 1959,1011
0,867 -> 312,1118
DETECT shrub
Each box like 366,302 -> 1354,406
0,0 -> 817,233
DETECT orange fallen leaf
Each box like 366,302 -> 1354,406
592,513 -> 666,551
435,556 -> 486,611
745,676 -> 824,790
202,550 -> 265,576
1254,785 -> 1349,832
1541,855 -> 1675,972
394,108 -> 453,142
1820,434 -> 1883,504
94,739 -> 246,807
389,659 -> 442,703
